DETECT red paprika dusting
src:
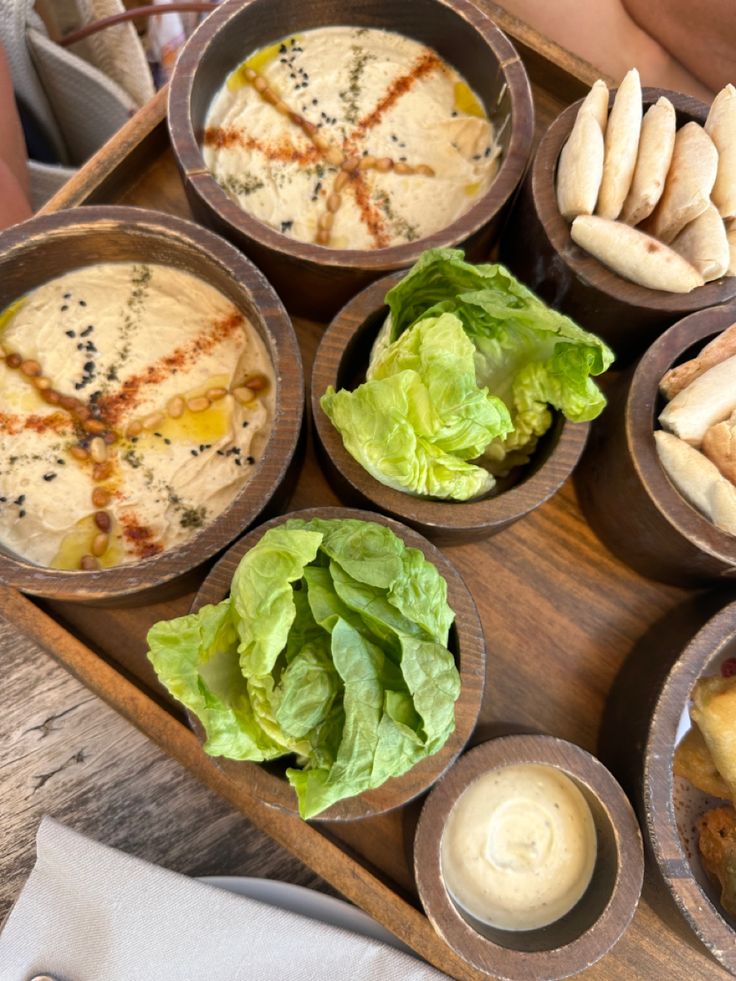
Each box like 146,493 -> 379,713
203,129 -> 319,166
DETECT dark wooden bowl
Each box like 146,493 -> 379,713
414,735 -> 644,981
311,272 -> 590,545
599,596 -> 736,976
168,0 -> 535,320
500,87 -> 736,364
0,206 -> 304,604
191,506 -> 486,821
576,302 -> 736,586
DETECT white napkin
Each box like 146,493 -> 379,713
0,817 -> 447,981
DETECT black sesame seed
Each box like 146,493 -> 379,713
77,343 -> 84,351
191,449 -> 198,457
83,361 -> 95,372
154,432 -> 162,438
63,292 -> 72,299
242,420 -> 249,428
234,458 -> 242,466
79,299 -> 87,307
131,437 -> 138,443
80,325 -> 94,337
199,444 -> 206,452
61,305 -> 68,312
0,496 -> 6,503
56,458 -> 65,465
15,495 -> 25,505
43,472 -> 57,481
18,509 -> 25,518
312,98 -> 318,105
65,330 -> 76,338
247,455 -> 255,465
164,438 -> 171,445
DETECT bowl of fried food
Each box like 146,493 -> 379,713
501,72 -> 736,361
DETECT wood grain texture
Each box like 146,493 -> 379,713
500,88 -> 736,363
577,303 -> 736,585
0,206 -> 304,603
311,271 -> 589,544
167,0 -> 535,319
3,9 -> 735,978
191,506 -> 486,820
414,735 -> 643,980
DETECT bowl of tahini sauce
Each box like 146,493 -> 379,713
414,735 -> 644,981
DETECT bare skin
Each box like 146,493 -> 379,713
0,44 -> 31,230
496,0 -> 718,100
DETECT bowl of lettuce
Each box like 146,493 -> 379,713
146,508 -> 486,821
312,249 -> 614,543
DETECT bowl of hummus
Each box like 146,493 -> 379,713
0,206 -> 303,602
168,0 -> 534,318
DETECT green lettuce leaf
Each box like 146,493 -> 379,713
321,312 -> 511,501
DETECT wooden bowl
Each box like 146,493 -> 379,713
168,0 -> 535,319
599,596 -> 736,975
576,301 -> 736,586
0,206 -> 304,604
414,735 -> 644,981
311,272 -> 590,545
500,87 -> 736,363
191,506 -> 486,821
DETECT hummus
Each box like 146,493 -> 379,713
203,27 -> 501,249
0,262 -> 274,570
441,763 -> 597,932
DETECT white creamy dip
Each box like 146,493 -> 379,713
0,262 -> 274,569
440,763 -> 598,931
203,27 -> 501,249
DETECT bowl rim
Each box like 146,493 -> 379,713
627,300 -> 736,568
310,270 -> 590,537
643,601 -> 736,973
167,0 -> 535,269
531,85 -> 736,312
413,734 -> 644,981
189,505 -> 487,821
0,205 -> 304,601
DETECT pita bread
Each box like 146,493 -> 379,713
671,203 -> 730,282
703,409 -> 736,483
571,214 -> 704,293
659,353 -> 736,445
705,84 -> 736,219
674,724 -> 731,800
556,110 -> 605,220
692,676 -> 736,796
645,122 -> 718,243
654,430 -> 736,533
660,321 -> 736,399
596,68 -> 642,219
580,79 -> 609,133
620,97 -> 676,225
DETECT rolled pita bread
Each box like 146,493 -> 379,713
596,68 -> 642,219
620,97 -> 676,225
645,122 -> 718,243
580,79 -> 609,134
703,409 -> 736,483
659,353 -> 736,445
556,110 -> 605,220
571,214 -> 704,292
660,321 -> 736,399
705,84 -> 736,219
671,203 -> 730,282
654,430 -> 736,534
727,218 -> 736,275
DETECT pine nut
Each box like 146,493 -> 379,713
342,155 -> 360,172
394,162 -> 414,174
288,111 -> 302,126
206,387 -> 227,401
84,418 -> 106,434
187,396 -> 210,413
314,134 -> 330,152
43,390 -> 61,405
92,487 -> 110,508
103,431 -> 117,445
416,164 -> 435,176
275,100 -> 290,115
20,359 -> 41,376
334,170 -> 349,192
233,386 -> 255,404
262,88 -> 278,105
319,211 -> 334,230
92,532 -> 109,557
80,554 -> 99,571
327,192 -> 341,212
70,445 -> 88,461
253,75 -> 267,93
243,374 -> 268,392
167,396 -> 185,419
325,147 -> 344,167
359,155 -> 376,170
143,411 -> 164,430
126,420 -> 143,437
94,510 -> 111,533
32,376 -> 51,390
316,229 -> 330,245
93,462 -> 112,482
244,66 -> 257,81
5,353 -> 21,369
375,157 -> 393,172
89,437 -> 107,463
59,395 -> 80,411
75,406 -> 91,422
302,119 -> 317,137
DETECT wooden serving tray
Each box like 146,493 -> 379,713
3,5 -> 728,978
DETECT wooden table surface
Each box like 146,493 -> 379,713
1,5 -> 733,978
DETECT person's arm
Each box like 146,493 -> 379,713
623,0 -> 736,96
496,0 -> 713,101
0,43 -> 31,229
